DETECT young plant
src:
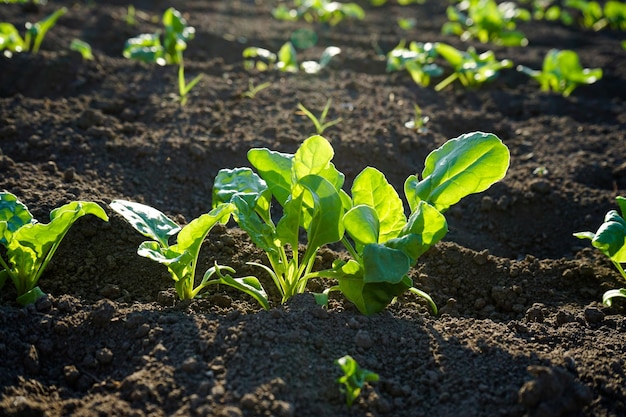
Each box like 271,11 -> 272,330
517,49 -> 602,97
574,197 -> 626,307
443,0 -> 530,46
311,132 -> 510,315
214,132 -> 510,315
272,0 -> 365,26
177,62 -> 203,106
297,99 -> 342,135
213,135 -> 348,306
404,103 -> 429,133
434,43 -> 513,91
0,192 -> 108,305
70,38 -> 93,60
241,79 -> 272,99
335,355 -> 379,407
0,7 -> 67,57
243,42 -> 340,74
386,41 -> 442,87
109,200 -> 268,305
123,7 -> 195,66
522,0 -> 574,24
565,0 -> 606,30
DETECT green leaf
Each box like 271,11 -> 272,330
404,201 -> 448,248
277,42 -> 298,72
213,168 -> 271,220
123,33 -> 164,65
172,204 -> 233,256
351,167 -> 406,242
0,23 -> 25,54
110,200 -> 180,248
248,148 -> 294,207
16,286 -> 46,306
203,265 -> 270,310
590,210 -> 626,263
0,192 -> 34,246
231,195 -> 279,257
362,243 -> 411,284
299,175 -> 345,251
293,135 -> 335,182
339,272 -> 412,316
343,205 -> 380,247
405,132 -> 510,212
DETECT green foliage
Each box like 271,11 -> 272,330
386,41 -> 442,87
335,355 -> 379,407
177,62 -> 203,106
110,200 -> 268,305
575,197 -> 626,307
214,132 -> 509,314
517,49 -> 602,96
273,0 -> 365,26
524,0 -> 574,24
434,43 -> 513,91
243,42 -> 340,74
0,192 -> 108,305
297,99 -> 342,135
241,79 -> 272,99
370,0 -> 425,5
123,7 -> 195,66
443,0 -> 530,46
0,7 -> 66,57
70,38 -> 93,60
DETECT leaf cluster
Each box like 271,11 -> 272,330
517,48 -> 602,97
335,355 -> 379,407
0,192 -> 108,305
0,7 -> 66,57
443,0 -> 531,47
243,41 -> 341,74
575,197 -> 626,307
272,0 -> 365,26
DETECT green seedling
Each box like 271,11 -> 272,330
574,197 -> 626,307
397,18 -> 417,30
404,103 -> 429,133
443,0 -> 530,46
177,62 -> 203,106
70,39 -> 93,60
125,5 -> 137,26
273,0 -> 365,26
0,192 -> 108,305
241,79 -> 272,99
0,7 -> 66,57
565,0 -> 605,30
434,43 -> 513,91
386,40 -> 442,87
604,1 -> 626,30
335,355 -> 379,407
313,132 -> 510,315
297,99 -> 342,135
522,0 -> 574,24
243,42 -> 340,74
517,49 -> 602,97
109,200 -> 268,305
123,7 -> 195,66
214,132 -> 509,315
370,0 -> 425,5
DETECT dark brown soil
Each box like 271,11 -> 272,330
1,1 -> 626,416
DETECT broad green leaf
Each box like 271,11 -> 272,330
405,132 -> 509,212
276,187 -> 305,249
351,167 -> 406,242
277,42 -> 298,72
343,205 -> 379,247
403,201 -> 448,247
0,192 -> 34,246
299,175 -> 345,251
173,204 -> 233,255
16,286 -> 45,306
213,168 -> 271,221
339,273 -> 412,315
248,148 -> 294,207
0,23 -> 25,53
110,200 -> 180,247
231,195 -> 278,257
590,210 -> 626,263
292,135 -> 335,182
362,243 -> 411,284
137,240 -> 191,286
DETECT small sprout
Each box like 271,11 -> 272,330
397,17 -> 417,30
70,39 -> 93,60
517,49 -> 602,97
178,62 -> 203,106
125,4 -> 137,26
405,103 -> 429,133
241,79 -> 272,99
533,166 -> 549,177
386,40 -> 442,87
574,197 -> 626,307
443,0 -> 530,47
297,99 -> 342,135
335,355 -> 379,407
0,7 -> 67,57
434,43 -> 513,91
0,192 -> 108,305
273,0 -> 365,26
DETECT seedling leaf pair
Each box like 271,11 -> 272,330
0,192 -> 108,305
335,355 -> 379,407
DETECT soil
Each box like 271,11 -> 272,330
1,0 -> 626,416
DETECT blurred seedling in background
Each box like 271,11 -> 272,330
404,103 -> 429,133
297,99 -> 342,135
272,0 -> 365,26
243,42 -> 340,73
335,355 -> 379,407
241,79 -> 272,99
70,39 -> 93,60
517,49 -> 602,97
0,7 -> 66,57
386,40 -> 442,87
434,43 -> 513,91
